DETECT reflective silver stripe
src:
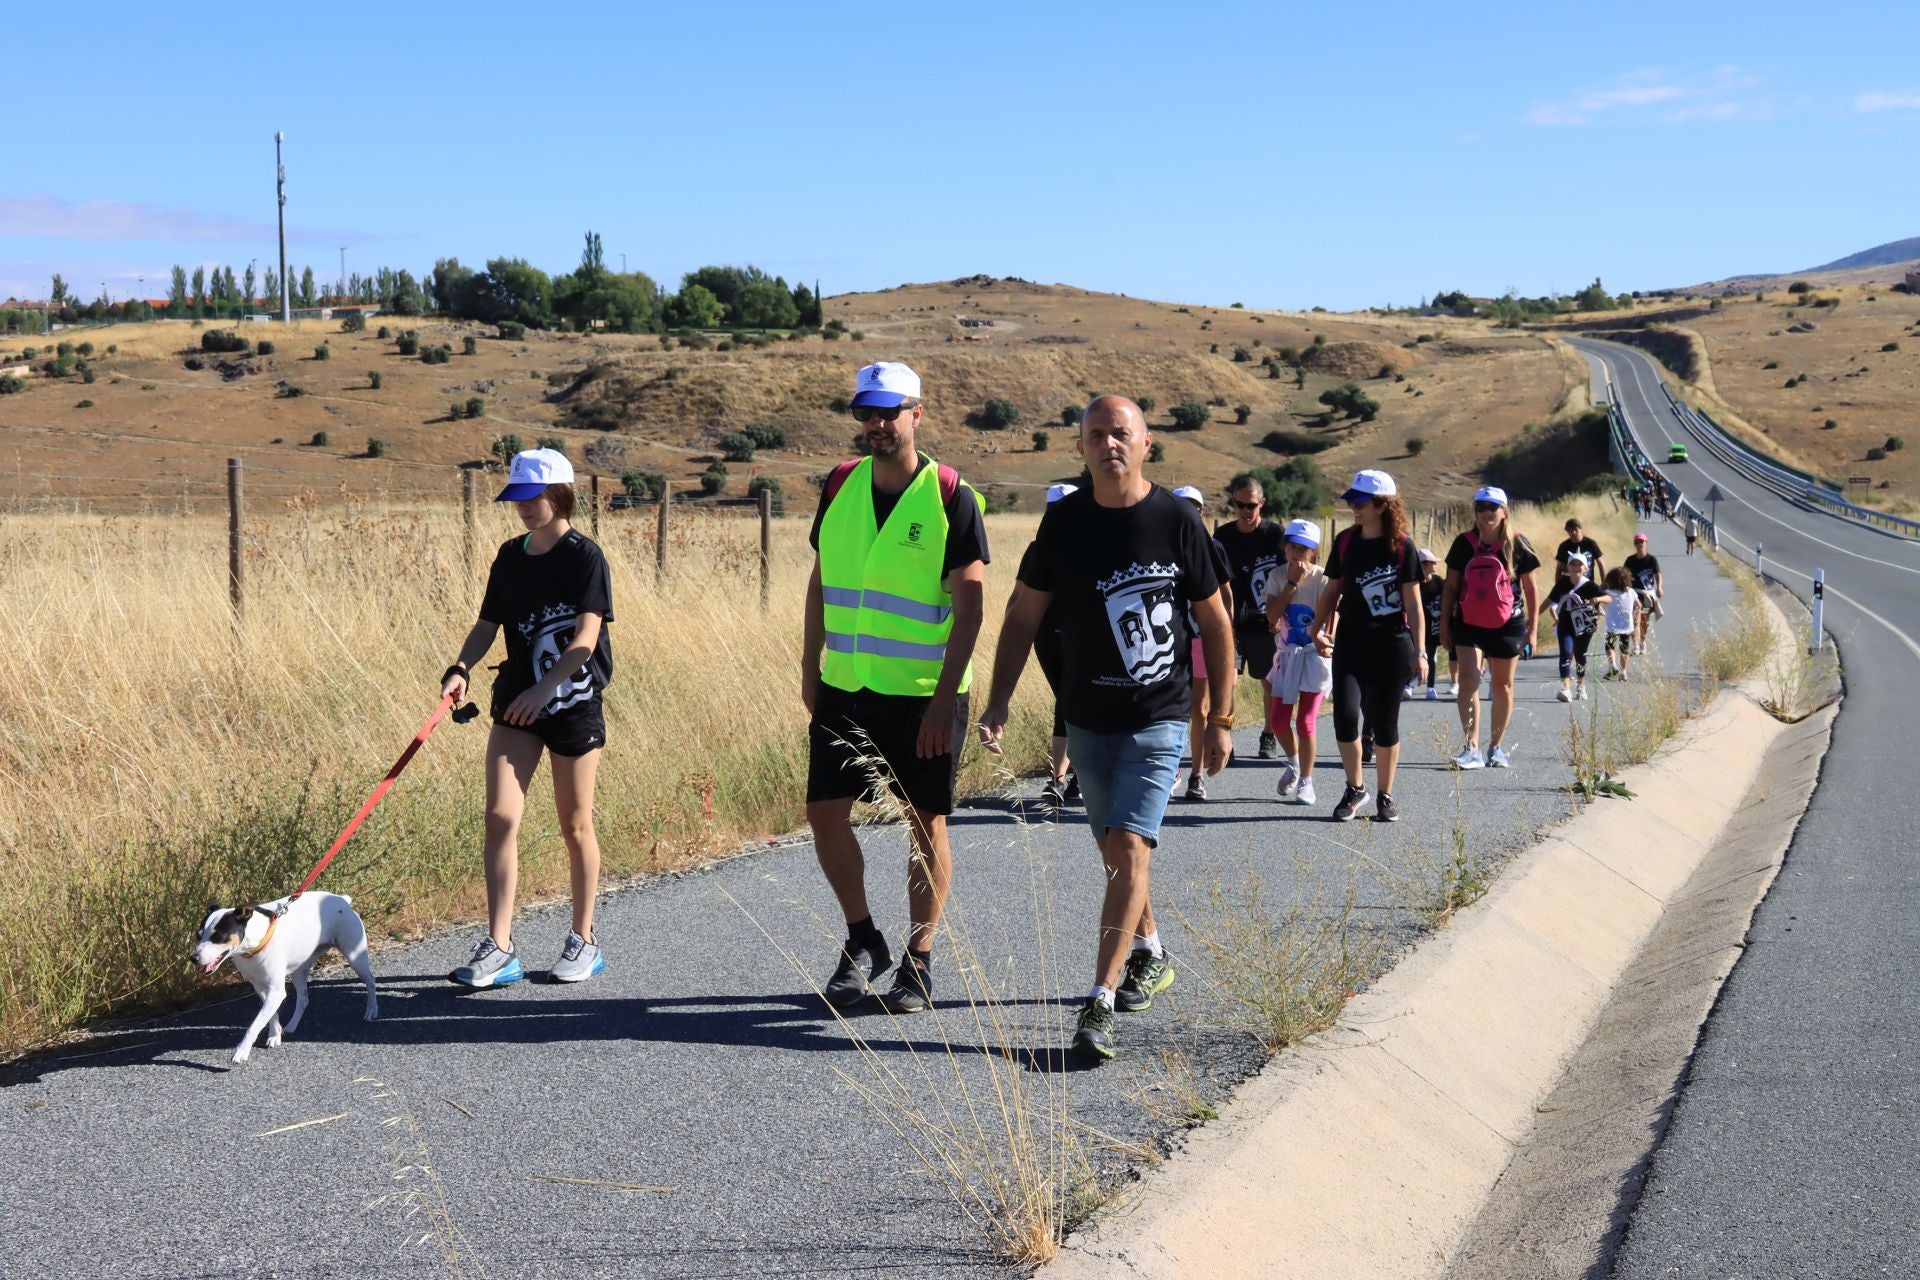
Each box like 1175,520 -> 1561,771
821,586 -> 863,609
857,635 -> 947,662
858,589 -> 951,625
824,632 -> 857,653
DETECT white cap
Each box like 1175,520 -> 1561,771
1417,546 -> 1439,563
1566,551 -> 1590,568
1283,518 -> 1321,549
851,361 -> 921,408
1046,482 -> 1078,504
1171,484 -> 1206,508
1472,485 -> 1509,507
1341,469 -> 1397,502
496,447 -> 574,501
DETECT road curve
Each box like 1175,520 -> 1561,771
1572,337 -> 1920,1277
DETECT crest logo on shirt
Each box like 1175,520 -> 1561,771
1095,561 -> 1181,685
907,522 -> 922,543
520,604 -> 594,717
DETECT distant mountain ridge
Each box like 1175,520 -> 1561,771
1807,236 -> 1920,272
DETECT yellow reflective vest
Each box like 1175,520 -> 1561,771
818,456 -> 974,697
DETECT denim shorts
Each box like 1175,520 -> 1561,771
1065,720 -> 1189,848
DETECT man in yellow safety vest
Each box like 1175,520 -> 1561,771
802,361 -> 989,1014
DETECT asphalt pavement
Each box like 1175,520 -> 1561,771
0,492 -> 1732,1280
1572,338 -> 1920,1279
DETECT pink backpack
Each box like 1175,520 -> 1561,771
1459,531 -> 1515,629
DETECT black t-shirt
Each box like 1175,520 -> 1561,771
808,453 -> 990,579
1444,532 -> 1543,624
1324,529 -> 1421,639
1016,539 -> 1062,637
1546,578 -> 1607,636
1019,485 -> 1220,734
1212,519 -> 1284,627
479,529 -> 615,714
1419,571 -> 1446,632
1554,535 -> 1605,577
1623,552 -> 1661,592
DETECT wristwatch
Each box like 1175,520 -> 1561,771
1207,712 -> 1235,730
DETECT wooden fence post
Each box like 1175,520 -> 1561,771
227,457 -> 244,625
655,485 -> 670,580
758,485 -> 773,610
589,473 -> 601,538
461,468 -> 477,576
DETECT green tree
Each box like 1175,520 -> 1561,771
733,280 -> 801,328
1234,403 -> 1252,424
1575,277 -> 1614,312
1136,395 -> 1156,414
190,266 -> 207,313
790,282 -> 821,327
980,399 -> 1021,429
242,261 -> 257,310
49,274 -> 70,308
168,265 -> 188,315
298,266 -> 317,308
665,284 -> 725,329
621,469 -> 667,500
1169,402 -> 1211,430
431,258 -> 478,315
1061,404 -> 1083,427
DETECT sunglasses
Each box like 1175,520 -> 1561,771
1231,500 -> 1262,511
1474,502 -> 1503,513
850,404 -> 912,424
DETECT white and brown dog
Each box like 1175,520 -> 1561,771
192,892 -> 378,1063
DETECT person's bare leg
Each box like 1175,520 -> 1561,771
904,808 -> 952,953
1455,646 -> 1484,746
806,797 -> 869,926
1095,830 -> 1154,991
1339,736 -> 1364,788
1049,735 -> 1070,783
1377,742 -> 1401,796
550,747 -> 602,940
1186,678 -> 1208,778
1488,656 -> 1519,748
483,725 -> 545,950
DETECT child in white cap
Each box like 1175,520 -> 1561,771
1264,519 -> 1332,805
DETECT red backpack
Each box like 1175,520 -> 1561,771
824,456 -> 960,508
1459,530 -> 1515,629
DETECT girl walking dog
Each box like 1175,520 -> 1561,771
440,448 -> 615,988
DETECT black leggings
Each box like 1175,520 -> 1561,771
1332,632 -> 1414,748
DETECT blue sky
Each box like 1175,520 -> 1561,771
5,1 -> 1918,309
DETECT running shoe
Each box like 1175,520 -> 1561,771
1184,771 -> 1208,802
1577,683 -> 1590,701
1332,783 -> 1371,822
1447,681 -> 1460,698
1071,998 -> 1117,1061
449,936 -> 524,989
1257,730 -> 1279,760
550,931 -> 605,983
1295,776 -> 1317,805
1115,949 -> 1175,1013
878,953 -> 933,1014
1452,745 -> 1486,770
1403,683 -> 1417,700
1556,688 -> 1573,703
1489,744 -> 1513,768
1426,686 -> 1439,701
1039,777 -> 1067,810
1373,792 -> 1400,823
823,936 -> 893,1008
1063,771 -> 1081,801
1274,759 -> 1300,799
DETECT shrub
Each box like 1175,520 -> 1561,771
464,396 -> 487,419
1883,342 -> 1900,353
277,384 -> 305,398
1147,441 -> 1165,463
491,433 -> 525,463
1136,395 -> 1156,414
498,321 -> 527,341
76,342 -> 93,357
1232,345 -> 1252,363
377,326 -> 392,339
1824,419 -> 1838,429
1169,402 -> 1211,430
1406,436 -> 1426,456
700,465 -> 728,494
1060,404 -> 1083,427
396,331 -> 419,356
1376,363 -> 1397,380
463,335 -> 478,356
310,431 -> 328,446
1787,280 -> 1811,294
450,400 -> 466,420
747,474 -> 784,513
980,398 -> 1021,430
256,339 -> 275,356
1234,403 -> 1252,424
1318,382 -> 1380,421
1209,343 -> 1220,354
851,330 -> 866,341
1258,430 -> 1332,455
1031,429 -> 1050,451
819,327 -> 841,341
22,347 -> 37,359
1866,447 -> 1887,461
1887,436 -> 1906,452
56,341 -> 74,358
743,422 -> 789,449
368,371 -> 383,390
536,435 -> 566,455
718,432 -> 757,461
81,368 -> 95,384
1268,362 -> 1283,379
340,312 -> 366,332
1208,394 -> 1228,407
1231,301 -> 1244,308
425,345 -> 452,365
74,399 -> 93,409
106,344 -> 117,355
366,437 -> 388,457
0,375 -> 23,394
1762,360 -> 1778,369
313,344 -> 330,361
201,330 -> 249,353
620,469 -> 667,500
1311,333 -> 1326,347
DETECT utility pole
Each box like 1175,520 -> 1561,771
275,131 -> 291,323
620,252 -> 627,274
339,246 -> 346,304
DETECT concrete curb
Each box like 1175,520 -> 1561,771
1044,591 -> 1806,1280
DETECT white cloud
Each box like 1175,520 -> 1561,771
0,195 -> 271,241
1856,89 -> 1920,112
1529,68 -> 1771,127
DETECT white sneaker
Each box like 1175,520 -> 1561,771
1446,681 -> 1459,697
1556,687 -> 1573,703
1452,744 -> 1485,770
1274,760 -> 1299,799
1488,744 -> 1512,768
1577,683 -> 1589,701
1295,776 -> 1317,805
1402,683 -> 1416,700
1426,686 -> 1439,701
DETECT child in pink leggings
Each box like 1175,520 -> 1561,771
1264,519 -> 1333,806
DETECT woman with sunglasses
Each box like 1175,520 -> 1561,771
1438,486 -> 1541,770
1310,470 -> 1426,823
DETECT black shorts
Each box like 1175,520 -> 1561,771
1451,615 -> 1530,661
807,683 -> 968,816
492,698 -> 606,757
1235,622 -> 1276,681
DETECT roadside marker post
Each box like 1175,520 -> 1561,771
1811,570 -> 1825,655
1756,540 -> 1765,580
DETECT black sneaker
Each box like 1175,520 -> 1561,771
1184,771 -> 1207,802
1373,792 -> 1401,823
1063,772 -> 1081,801
1257,730 -> 1279,760
1039,777 -> 1066,810
1071,998 -> 1117,1061
877,953 -> 932,1014
1332,783 -> 1371,822
1115,949 -> 1175,1013
823,936 -> 892,1008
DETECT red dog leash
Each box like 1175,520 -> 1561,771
289,693 -> 477,901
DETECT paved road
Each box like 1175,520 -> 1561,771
1572,338 -> 1920,1278
0,500 -> 1731,1280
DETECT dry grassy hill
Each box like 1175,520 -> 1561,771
0,278 -> 1586,512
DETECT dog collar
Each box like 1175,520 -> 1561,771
237,913 -> 281,960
